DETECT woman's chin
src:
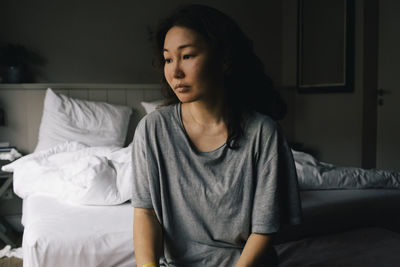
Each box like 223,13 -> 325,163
176,94 -> 200,103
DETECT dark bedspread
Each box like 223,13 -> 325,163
276,189 -> 400,243
275,227 -> 400,267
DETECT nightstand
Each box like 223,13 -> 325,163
0,160 -> 17,247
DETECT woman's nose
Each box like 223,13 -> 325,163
173,62 -> 185,78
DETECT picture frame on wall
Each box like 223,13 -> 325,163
297,0 -> 355,93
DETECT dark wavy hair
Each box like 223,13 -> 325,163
151,4 -> 287,149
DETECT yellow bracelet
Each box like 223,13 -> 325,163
142,263 -> 157,267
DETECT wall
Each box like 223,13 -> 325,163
282,0 -> 364,167
0,0 -> 283,85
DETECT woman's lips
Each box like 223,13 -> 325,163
175,85 -> 190,93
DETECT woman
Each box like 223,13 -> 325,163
132,4 -> 302,267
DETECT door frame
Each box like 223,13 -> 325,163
361,0 -> 379,169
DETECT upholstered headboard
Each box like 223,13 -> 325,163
0,83 -> 162,154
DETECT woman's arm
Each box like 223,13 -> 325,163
235,233 -> 275,267
133,208 -> 163,267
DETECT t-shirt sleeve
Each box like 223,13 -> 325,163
131,119 -> 154,209
251,124 -> 302,234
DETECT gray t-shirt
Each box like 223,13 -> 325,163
131,103 -> 302,267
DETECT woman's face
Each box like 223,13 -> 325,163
163,26 -> 224,103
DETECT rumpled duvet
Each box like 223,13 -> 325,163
293,150 -> 400,190
2,142 -> 132,205
2,143 -> 399,205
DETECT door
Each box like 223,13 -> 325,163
376,0 -> 400,171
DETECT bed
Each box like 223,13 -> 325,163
3,88 -> 400,267
277,149 -> 400,243
277,189 -> 400,243
22,195 -> 134,267
19,191 -> 400,267
276,227 -> 400,267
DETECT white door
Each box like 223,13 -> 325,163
377,0 -> 400,171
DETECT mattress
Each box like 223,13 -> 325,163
22,195 -> 135,267
21,189 -> 400,266
277,189 -> 400,243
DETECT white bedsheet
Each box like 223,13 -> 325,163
22,195 -> 135,267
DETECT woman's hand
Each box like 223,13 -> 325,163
133,208 -> 163,267
235,233 -> 275,267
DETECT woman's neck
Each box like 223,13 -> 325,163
184,98 -> 226,127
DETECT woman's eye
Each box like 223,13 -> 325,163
164,58 -> 172,64
183,55 -> 194,59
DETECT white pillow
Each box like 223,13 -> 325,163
141,99 -> 164,114
35,88 -> 132,152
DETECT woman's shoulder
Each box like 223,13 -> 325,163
136,103 -> 178,132
246,111 -> 279,134
144,103 -> 176,120
242,111 -> 285,150
244,112 -> 290,161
